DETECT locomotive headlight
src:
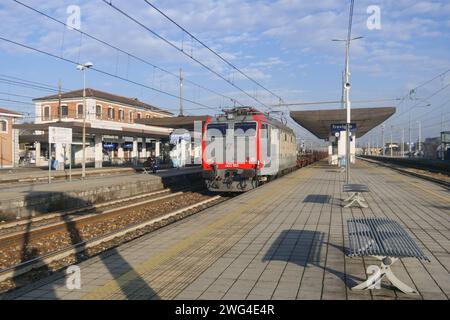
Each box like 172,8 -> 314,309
227,113 -> 234,120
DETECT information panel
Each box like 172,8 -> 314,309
48,126 -> 73,144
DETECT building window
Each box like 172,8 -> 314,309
108,107 -> 114,120
43,106 -> 50,121
146,115 -> 151,119
128,111 -> 133,123
77,104 -> 84,118
60,105 -> 68,118
0,120 -> 7,133
119,109 -> 124,121
96,105 -> 102,119
136,113 -> 141,120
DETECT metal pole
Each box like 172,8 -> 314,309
82,69 -> 86,179
401,128 -> 404,157
179,68 -> 184,116
344,0 -> 354,184
418,120 -> 421,156
441,106 -> 445,160
58,80 -> 62,122
390,126 -> 393,157
408,111 -> 412,155
381,125 -> 385,156
48,142 -> 51,184
69,144 -> 72,182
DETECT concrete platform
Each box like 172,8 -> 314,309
0,166 -> 137,185
0,167 -> 202,220
2,160 -> 449,300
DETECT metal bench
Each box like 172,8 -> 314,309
343,184 -> 369,208
347,217 -> 429,294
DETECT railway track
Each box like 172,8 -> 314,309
0,159 -> 327,294
358,156 -> 450,188
0,187 -> 231,293
0,188 -> 175,235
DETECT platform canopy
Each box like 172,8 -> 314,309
14,121 -> 171,139
290,107 -> 396,140
136,115 -> 210,130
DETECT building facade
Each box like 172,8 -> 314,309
27,88 -> 173,169
0,108 -> 23,168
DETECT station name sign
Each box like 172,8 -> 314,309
330,123 -> 357,133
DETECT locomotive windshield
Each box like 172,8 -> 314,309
206,123 -> 227,137
234,122 -> 257,136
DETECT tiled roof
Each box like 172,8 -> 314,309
33,88 -> 173,115
0,107 -> 23,117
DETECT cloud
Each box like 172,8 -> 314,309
1,0 -> 449,124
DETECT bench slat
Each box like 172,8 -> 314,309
347,217 -> 429,261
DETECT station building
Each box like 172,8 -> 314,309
0,108 -> 23,168
16,88 -> 174,169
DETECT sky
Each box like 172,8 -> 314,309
0,0 -> 449,145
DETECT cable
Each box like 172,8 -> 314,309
142,0 -> 284,103
12,0 -> 242,109
391,82 -> 450,120
395,97 -> 450,126
0,36 -> 221,113
101,0 -> 272,111
0,98 -> 34,105
0,71 -> 72,92
0,78 -> 61,93
0,91 -> 35,99
273,97 -> 401,107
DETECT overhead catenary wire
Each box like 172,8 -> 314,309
271,97 -> 402,107
390,82 -> 450,121
0,91 -> 36,100
0,72 -> 72,92
142,0 -> 284,103
12,0 -> 244,109
0,36 -> 221,113
0,77 -> 63,93
101,0 -> 274,111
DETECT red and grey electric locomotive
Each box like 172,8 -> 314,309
202,107 -> 297,192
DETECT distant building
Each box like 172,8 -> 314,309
16,88 -> 173,169
0,107 -> 23,168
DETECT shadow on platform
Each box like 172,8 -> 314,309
263,229 -> 361,289
5,191 -> 159,300
95,248 -> 159,300
303,194 -> 331,204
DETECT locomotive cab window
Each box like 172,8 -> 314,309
234,122 -> 256,136
206,123 -> 227,137
262,123 -> 271,157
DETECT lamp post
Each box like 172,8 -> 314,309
381,124 -> 385,156
331,0 -> 360,184
76,62 -> 93,179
